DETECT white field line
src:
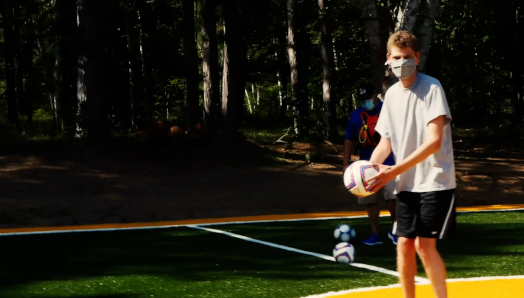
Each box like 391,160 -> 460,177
299,275 -> 524,298
189,225 -> 430,284
0,206 -> 522,237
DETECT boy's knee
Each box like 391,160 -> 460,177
398,237 -> 415,254
414,237 -> 437,258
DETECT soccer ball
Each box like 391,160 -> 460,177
334,224 -> 356,242
343,160 -> 378,197
333,242 -> 355,264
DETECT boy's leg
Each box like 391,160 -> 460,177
394,191 -> 419,297
383,180 -> 397,225
387,199 -> 396,224
415,189 -> 456,298
358,193 -> 383,245
397,237 -> 417,298
383,180 -> 398,244
366,203 -> 380,234
415,237 -> 448,298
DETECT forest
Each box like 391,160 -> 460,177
0,0 -> 522,143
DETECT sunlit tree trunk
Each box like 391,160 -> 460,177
201,0 -> 220,134
221,0 -> 241,138
393,0 -> 419,32
319,0 -> 337,141
277,39 -> 289,124
287,0 -> 307,136
182,0 -> 201,132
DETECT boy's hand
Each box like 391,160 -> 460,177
365,163 -> 396,193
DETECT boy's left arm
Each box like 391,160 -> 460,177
367,115 -> 445,192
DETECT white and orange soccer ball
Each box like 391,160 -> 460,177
343,160 -> 379,197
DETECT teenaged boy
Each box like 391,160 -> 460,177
368,31 -> 457,298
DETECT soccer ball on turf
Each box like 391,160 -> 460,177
343,160 -> 378,197
334,224 -> 356,242
333,242 -> 355,264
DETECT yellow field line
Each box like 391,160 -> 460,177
0,204 -> 523,235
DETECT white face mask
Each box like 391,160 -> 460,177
390,58 -> 416,79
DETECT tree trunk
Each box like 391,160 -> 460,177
54,43 -> 64,131
361,0 -> 389,93
23,29 -> 36,124
393,0 -> 419,32
417,0 -> 439,72
201,0 -> 220,134
12,4 -> 25,117
287,0 -> 305,136
182,0 -> 201,132
276,27 -> 289,124
511,8 -> 523,123
238,32 -> 248,125
29,12 -> 56,124
136,0 -> 154,128
319,0 -> 337,141
124,5 -> 145,130
0,1 -> 19,125
55,0 -> 78,135
221,0 -> 241,138
76,0 -> 108,139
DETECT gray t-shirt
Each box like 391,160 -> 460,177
375,73 -> 456,193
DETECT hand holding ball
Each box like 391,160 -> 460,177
343,160 -> 378,197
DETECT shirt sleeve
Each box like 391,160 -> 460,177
426,85 -> 452,125
375,100 -> 391,139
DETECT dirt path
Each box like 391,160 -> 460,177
0,139 -> 523,229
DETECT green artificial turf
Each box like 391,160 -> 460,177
0,211 -> 522,298
0,227 -> 396,298
218,211 -> 524,279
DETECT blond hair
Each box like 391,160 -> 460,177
387,31 -> 419,54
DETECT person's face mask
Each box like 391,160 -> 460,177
361,99 -> 375,111
390,58 -> 416,79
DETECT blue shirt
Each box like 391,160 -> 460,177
345,101 -> 395,166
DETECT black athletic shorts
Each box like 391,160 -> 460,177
393,189 -> 456,239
